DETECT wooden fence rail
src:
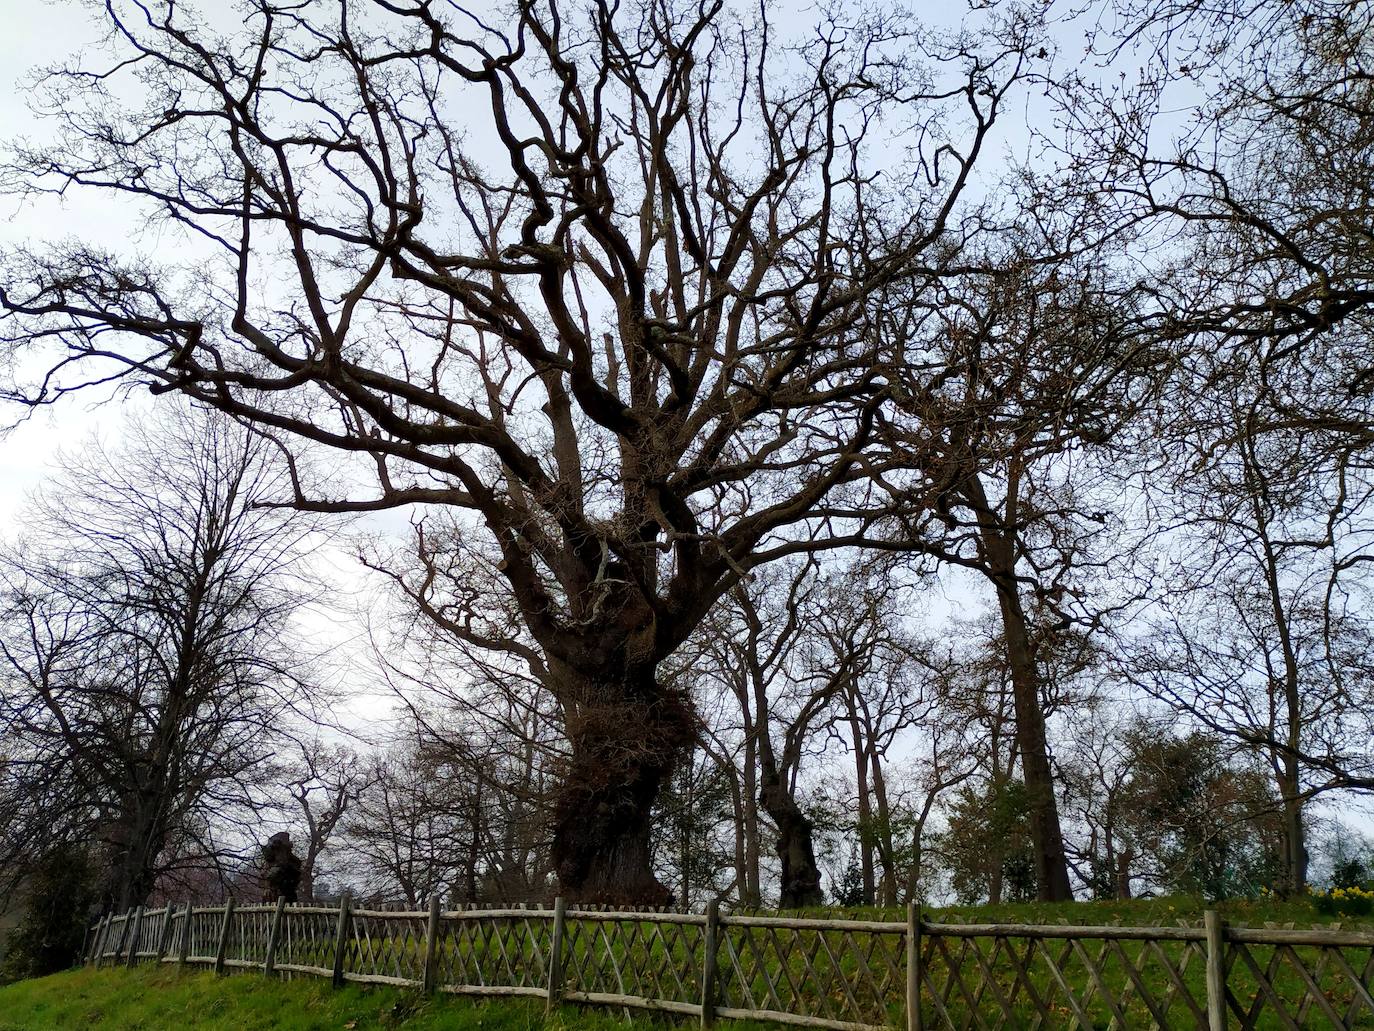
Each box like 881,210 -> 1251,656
82,902 -> 1374,1029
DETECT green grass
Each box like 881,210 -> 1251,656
39,897 -> 1374,1029
811,894 -> 1365,927
788,897 -> 1374,1029
0,965 -> 712,1031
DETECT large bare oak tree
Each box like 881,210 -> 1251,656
0,0 -> 1038,900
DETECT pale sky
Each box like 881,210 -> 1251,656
0,3 -> 409,729
0,2 -> 119,524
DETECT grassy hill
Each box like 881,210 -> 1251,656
0,965 -> 601,1031
793,894 -> 1340,927
1,897 -> 1364,1030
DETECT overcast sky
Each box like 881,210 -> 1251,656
0,3 -> 114,525
0,4 -> 407,728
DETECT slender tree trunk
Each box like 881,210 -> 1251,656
870,755 -> 899,907
906,818 -> 924,904
726,767 -> 750,905
742,738 -> 761,907
964,472 -> 1073,902
995,583 -> 1073,901
679,760 -> 694,908
906,791 -> 941,904
1247,435 -> 1308,896
463,794 -> 481,903
848,712 -> 876,905
1280,767 -> 1307,896
549,665 -> 692,904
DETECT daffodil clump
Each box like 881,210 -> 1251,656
1313,884 -> 1374,917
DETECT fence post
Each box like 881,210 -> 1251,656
546,896 -> 567,1015
700,900 -> 721,1029
155,904 -> 175,963
263,896 -> 287,977
422,894 -> 442,993
1205,908 -> 1227,1031
213,898 -> 236,976
91,915 -> 109,968
93,916 -> 109,965
907,903 -> 924,1031
110,909 -> 131,966
125,906 -> 143,970
177,902 -> 193,967
331,891 -> 351,988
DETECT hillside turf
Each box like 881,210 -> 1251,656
0,897 -> 1364,1029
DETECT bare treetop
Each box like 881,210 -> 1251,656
1,0 -> 1034,659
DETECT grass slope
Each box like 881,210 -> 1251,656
2,898 -> 1366,1030
0,966 -> 639,1031
816,895 -> 1356,926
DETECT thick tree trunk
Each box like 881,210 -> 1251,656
1115,849 -> 1133,900
550,667 -> 693,905
104,797 -> 166,912
759,771 -> 824,908
1280,769 -> 1307,897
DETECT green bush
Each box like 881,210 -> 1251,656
1,845 -> 98,984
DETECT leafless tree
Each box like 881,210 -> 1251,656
343,747 -> 463,907
1123,386 -> 1374,894
820,566 -> 932,907
877,237 -> 1160,900
0,0 -> 1043,901
0,406 -> 321,912
285,740 -> 369,901
685,559 -> 837,908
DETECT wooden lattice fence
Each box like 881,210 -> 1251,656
84,901 -> 1374,1029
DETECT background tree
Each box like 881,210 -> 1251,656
0,407 -> 320,911
936,781 -> 1038,906
881,236 -> 1160,900
1125,389 -> 1374,895
0,842 -> 97,984
684,557 -> 912,908
1119,727 -> 1284,899
822,566 -> 931,907
285,741 -> 368,901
